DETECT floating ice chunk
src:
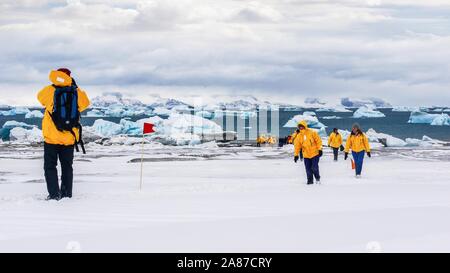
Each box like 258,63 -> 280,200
165,113 -> 223,135
303,111 -> 316,117
405,135 -> 446,147
408,111 -> 436,124
353,106 -> 386,118
392,106 -> 419,112
0,107 -> 31,116
25,110 -> 44,119
2,121 -> 35,130
365,128 -> 406,147
322,116 -> 342,120
9,127 -> 43,144
86,109 -> 106,117
430,114 -> 450,126
153,107 -> 175,116
239,111 -> 257,119
283,114 -> 326,129
408,111 -> 449,126
90,119 -> 125,137
195,110 -> 214,119
316,106 -> 351,112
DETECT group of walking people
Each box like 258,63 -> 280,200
36,68 -> 372,200
291,121 -> 371,185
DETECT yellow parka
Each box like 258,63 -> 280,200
288,131 -> 300,144
293,121 -> 323,159
344,133 -> 371,153
37,70 -> 90,146
328,132 -> 343,148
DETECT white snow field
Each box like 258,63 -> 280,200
1,143 -> 450,253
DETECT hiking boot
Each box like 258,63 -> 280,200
46,195 -> 61,201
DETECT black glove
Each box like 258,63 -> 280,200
294,156 -> 299,163
318,150 -> 323,157
296,129 -> 300,133
344,152 -> 348,160
340,145 -> 344,151
367,152 -> 371,158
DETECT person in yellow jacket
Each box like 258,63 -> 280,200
328,128 -> 343,161
37,68 -> 90,200
344,123 -> 371,178
288,129 -> 300,144
293,120 -> 323,185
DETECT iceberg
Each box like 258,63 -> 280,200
89,119 -> 125,137
86,109 -> 106,117
353,106 -> 386,118
365,129 -> 407,147
408,111 -> 450,126
25,110 -> 44,119
0,107 -> 31,116
303,111 -> 316,117
195,110 -> 214,119
2,121 -> 35,130
164,113 -> 223,136
1,121 -> 36,140
430,114 -> 450,126
85,114 -> 223,146
153,107 -> 175,116
283,114 -> 326,129
9,127 -> 43,144
316,106 -> 351,113
405,135 -> 446,147
392,106 -> 419,112
239,111 -> 257,119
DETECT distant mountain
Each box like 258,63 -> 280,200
341,97 -> 392,108
91,92 -> 145,108
149,98 -> 192,110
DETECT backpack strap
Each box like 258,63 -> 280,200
77,124 -> 86,154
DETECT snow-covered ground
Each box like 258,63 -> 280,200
1,143 -> 450,253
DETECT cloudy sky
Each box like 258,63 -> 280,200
1,0 -> 449,106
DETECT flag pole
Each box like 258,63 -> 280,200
139,132 -> 145,191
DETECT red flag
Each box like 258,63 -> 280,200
143,123 -> 155,134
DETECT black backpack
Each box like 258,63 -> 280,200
49,80 -> 86,154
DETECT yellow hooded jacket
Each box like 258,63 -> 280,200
37,70 -> 90,146
288,131 -> 299,144
328,132 -> 343,148
344,133 -> 371,153
293,121 -> 323,159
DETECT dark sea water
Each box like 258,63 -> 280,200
280,108 -> 450,141
1,108 -> 449,142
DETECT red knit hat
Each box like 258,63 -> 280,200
57,68 -> 71,76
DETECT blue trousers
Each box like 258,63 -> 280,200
352,151 -> 365,175
304,155 -> 320,184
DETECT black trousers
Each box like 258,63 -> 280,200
304,155 -> 320,184
44,143 -> 74,198
332,147 -> 339,161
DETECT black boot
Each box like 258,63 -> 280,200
46,194 -> 61,201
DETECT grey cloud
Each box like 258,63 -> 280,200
0,0 -> 449,106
